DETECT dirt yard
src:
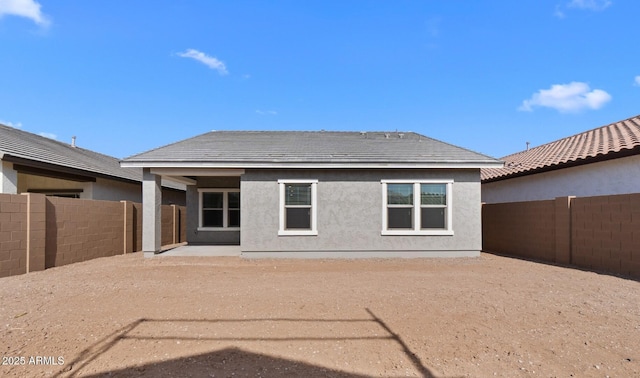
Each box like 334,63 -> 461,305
1,253 -> 638,377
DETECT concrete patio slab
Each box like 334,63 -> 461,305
158,245 -> 242,257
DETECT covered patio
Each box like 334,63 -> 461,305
139,168 -> 244,257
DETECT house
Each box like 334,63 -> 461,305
481,114 -> 640,204
0,123 -> 185,204
121,130 -> 502,257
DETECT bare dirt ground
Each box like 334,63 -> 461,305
1,252 -> 638,377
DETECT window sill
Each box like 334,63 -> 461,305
198,227 -> 240,232
278,230 -> 318,236
381,230 -> 454,236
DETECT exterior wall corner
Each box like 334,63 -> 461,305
1,161 -> 18,194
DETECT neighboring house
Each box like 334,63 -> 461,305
481,114 -> 640,204
0,124 -> 185,204
121,131 -> 502,257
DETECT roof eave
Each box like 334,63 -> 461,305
481,147 -> 640,183
121,160 -> 504,169
3,154 -> 142,185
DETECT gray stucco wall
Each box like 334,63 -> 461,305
92,177 -> 143,202
94,177 -> 186,205
186,176 -> 241,245
240,169 -> 482,257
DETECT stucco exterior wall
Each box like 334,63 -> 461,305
186,177 -> 241,245
1,161 -> 18,194
18,173 -> 92,198
482,155 -> 640,204
161,187 -> 187,206
16,173 -> 185,205
240,169 -> 482,257
92,177 -> 142,202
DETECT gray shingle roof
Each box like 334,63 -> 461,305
481,114 -> 640,182
123,131 -> 501,167
0,123 -> 142,182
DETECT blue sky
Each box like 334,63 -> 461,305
1,0 -> 638,159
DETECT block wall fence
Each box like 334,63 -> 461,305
482,193 -> 640,278
0,193 -> 185,278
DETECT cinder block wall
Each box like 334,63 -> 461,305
133,203 -> 142,252
482,193 -> 640,278
0,194 -> 28,277
179,206 -> 186,243
0,193 -> 45,277
571,194 -> 640,276
0,194 -> 186,277
161,205 -> 186,246
45,197 -> 125,268
161,205 -> 173,246
482,199 -> 556,261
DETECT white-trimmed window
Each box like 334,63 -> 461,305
381,180 -> 453,235
278,180 -> 318,236
198,189 -> 240,230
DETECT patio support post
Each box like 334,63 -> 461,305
142,168 -> 162,257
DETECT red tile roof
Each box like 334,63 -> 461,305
481,114 -> 640,182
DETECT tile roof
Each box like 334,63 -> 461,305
481,114 -> 640,182
123,130 -> 501,167
0,123 -> 143,183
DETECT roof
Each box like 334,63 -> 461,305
0,123 -> 144,183
122,131 -> 501,169
481,114 -> 640,183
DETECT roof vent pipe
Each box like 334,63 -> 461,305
71,136 -> 77,148
526,141 -> 530,151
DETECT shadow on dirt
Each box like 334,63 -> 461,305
483,250 -> 640,283
82,347 -> 372,377
60,308 -> 442,378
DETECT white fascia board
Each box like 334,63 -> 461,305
123,161 -> 504,169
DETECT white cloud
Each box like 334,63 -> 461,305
518,82 -> 611,113
0,0 -> 50,27
256,110 -> 278,116
567,0 -> 612,11
0,119 -> 22,128
38,132 -> 57,139
555,0 -> 611,18
177,49 -> 228,75
634,76 -> 640,86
